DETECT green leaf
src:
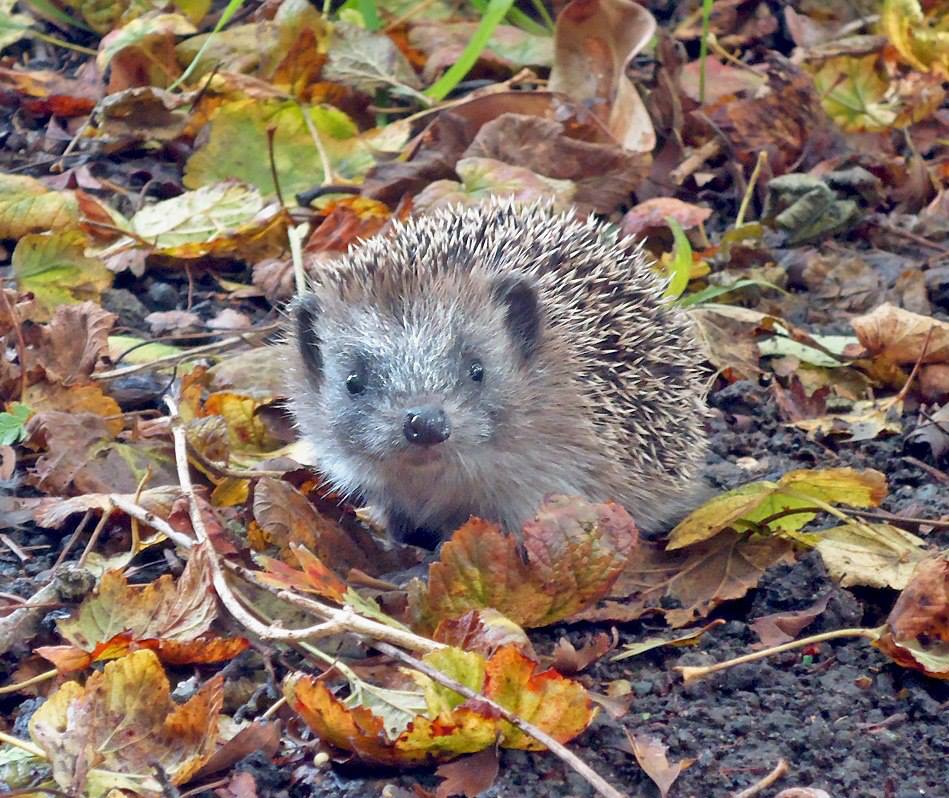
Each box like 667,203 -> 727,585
12,230 -> 113,316
664,216 -> 692,299
0,403 -> 32,446
424,0 -> 515,101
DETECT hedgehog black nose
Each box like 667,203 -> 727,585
403,407 -> 451,446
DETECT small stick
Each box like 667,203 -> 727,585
76,508 -> 113,569
675,627 -> 882,684
902,456 -> 949,486
52,509 -> 93,570
0,533 -> 30,562
0,288 -> 28,402
0,668 -> 58,695
734,150 -> 768,228
374,640 -> 629,798
731,758 -> 789,798
92,335 -> 252,381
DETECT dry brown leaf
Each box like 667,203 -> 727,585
435,746 -> 500,798
29,649 -> 223,796
851,303 -> 949,365
626,731 -> 694,798
548,0 -> 656,153
875,556 -> 949,679
573,532 -> 795,628
814,522 -> 929,590
750,594 -> 832,647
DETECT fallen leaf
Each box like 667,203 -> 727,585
37,546 -> 248,671
433,609 -> 534,658
434,746 -> 499,798
25,411 -> 177,494
880,0 -> 949,73
815,522 -> 929,590
252,477 -> 375,575
626,732 -> 694,798
621,198 -> 712,237
184,99 -> 409,199
851,303 -> 949,365
668,468 -> 888,549
408,496 -> 638,632
875,556 -> 949,679
551,632 -> 615,674
256,542 -> 349,603
612,621 -> 725,660
286,644 -> 595,765
413,157 -> 576,214
29,650 -> 223,796
750,594 -> 832,647
12,231 -> 113,317
573,533 -> 796,628
908,404 -> 949,459
548,0 -> 657,153
21,301 -> 116,384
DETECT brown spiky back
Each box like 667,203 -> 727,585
312,200 -> 708,505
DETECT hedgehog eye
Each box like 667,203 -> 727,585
346,372 -> 366,395
468,360 -> 485,383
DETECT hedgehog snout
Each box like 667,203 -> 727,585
402,405 -> 451,446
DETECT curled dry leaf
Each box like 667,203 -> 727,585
750,594 -> 832,647
549,0 -> 657,153
621,197 -> 712,237
36,546 -> 248,672
29,649 -> 223,797
573,532 -> 795,628
434,746 -> 500,798
284,644 -> 594,766
407,495 -> 638,633
875,556 -> 949,679
851,303 -> 949,365
432,609 -> 535,658
626,732 -> 694,798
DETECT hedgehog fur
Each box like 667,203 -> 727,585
285,200 -> 710,545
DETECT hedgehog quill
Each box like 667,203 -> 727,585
285,201 -> 709,547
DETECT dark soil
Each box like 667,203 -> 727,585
196,384 -> 949,798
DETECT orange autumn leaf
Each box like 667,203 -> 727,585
29,650 -> 223,795
408,496 -> 638,633
285,644 -> 595,766
875,556 -> 949,679
257,542 -> 349,603
37,547 -> 247,672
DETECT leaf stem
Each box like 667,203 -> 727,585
674,626 -> 884,684
0,729 -> 44,757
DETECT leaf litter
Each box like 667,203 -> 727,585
1,0 -> 948,796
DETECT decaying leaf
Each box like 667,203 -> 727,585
548,0 -> 656,153
573,533 -> 795,628
750,594 -> 832,647
875,556 -> 949,679
434,746 -> 500,798
29,649 -> 223,797
668,468 -> 888,549
408,496 -> 638,632
627,732 -> 694,798
36,546 -> 247,671
815,522 -> 931,590
851,304 -> 949,365
285,644 -> 595,765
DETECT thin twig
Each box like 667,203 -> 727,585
92,335 -> 254,381
0,289 -> 28,402
730,758 -> 789,798
52,509 -> 93,570
374,641 -> 628,798
76,508 -> 112,569
902,456 -> 949,486
675,627 -> 883,684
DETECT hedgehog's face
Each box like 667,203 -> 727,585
291,273 -> 544,498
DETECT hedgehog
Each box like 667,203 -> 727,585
285,200 -> 710,548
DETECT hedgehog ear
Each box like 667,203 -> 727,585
293,294 -> 323,383
492,275 -> 542,360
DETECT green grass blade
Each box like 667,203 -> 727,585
424,0 -> 515,101
698,0 -> 713,104
20,0 -> 94,33
168,0 -> 247,91
664,216 -> 693,299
